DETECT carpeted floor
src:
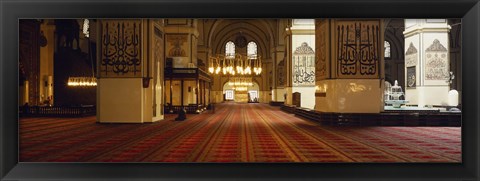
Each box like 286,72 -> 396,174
19,103 -> 461,162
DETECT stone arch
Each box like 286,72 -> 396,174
207,19 -> 276,59
384,19 -> 405,60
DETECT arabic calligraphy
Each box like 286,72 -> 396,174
337,21 -> 380,78
293,42 -> 315,86
101,20 -> 142,77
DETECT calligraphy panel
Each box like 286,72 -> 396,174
406,66 -> 416,89
425,39 -> 449,80
293,42 -> 315,86
100,20 -> 142,77
335,20 -> 381,78
405,43 -> 418,67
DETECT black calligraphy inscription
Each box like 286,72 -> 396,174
293,42 -> 315,86
337,21 -> 380,78
101,21 -> 142,77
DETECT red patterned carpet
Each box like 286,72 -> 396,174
20,103 -> 461,162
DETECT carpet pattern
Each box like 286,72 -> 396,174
20,103 -> 461,162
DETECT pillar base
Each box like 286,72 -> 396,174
316,79 -> 384,113
271,88 -> 286,102
97,78 -> 147,123
406,86 -> 449,107
284,87 -> 293,105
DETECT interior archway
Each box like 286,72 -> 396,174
222,79 -> 260,103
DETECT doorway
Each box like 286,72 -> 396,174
248,90 -> 258,102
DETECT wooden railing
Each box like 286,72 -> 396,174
19,105 -> 96,117
165,68 -> 212,82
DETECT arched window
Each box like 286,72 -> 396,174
225,41 -> 235,58
247,41 -> 257,59
384,41 -> 391,58
82,19 -> 90,38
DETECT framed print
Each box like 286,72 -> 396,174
1,0 -> 479,181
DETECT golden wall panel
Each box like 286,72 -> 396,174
166,34 -> 188,57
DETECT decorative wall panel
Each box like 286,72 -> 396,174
100,20 -> 142,77
235,34 -> 247,48
336,20 -> 381,78
425,39 -> 449,80
166,34 -> 188,57
293,42 -> 315,86
405,43 -> 418,67
315,19 -> 328,80
407,66 -> 416,88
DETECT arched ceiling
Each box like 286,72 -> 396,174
207,19 -> 276,59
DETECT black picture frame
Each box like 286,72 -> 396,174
1,0 -> 479,180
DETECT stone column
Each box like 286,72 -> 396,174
270,46 -> 287,103
289,19 -> 316,109
97,19 -> 163,123
315,19 -> 385,113
403,19 -> 451,107
40,21 -> 55,104
284,20 -> 293,105
151,20 -> 165,121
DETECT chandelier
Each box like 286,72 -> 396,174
67,77 -> 97,86
228,77 -> 253,91
228,77 -> 253,86
233,86 -> 248,91
208,54 -> 262,75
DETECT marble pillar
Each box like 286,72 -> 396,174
289,19 -> 316,109
315,19 -> 385,113
403,19 -> 451,107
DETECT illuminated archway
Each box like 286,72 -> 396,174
222,80 -> 260,103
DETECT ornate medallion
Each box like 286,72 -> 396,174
235,35 -> 247,48
407,66 -> 416,88
407,74 -> 416,87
